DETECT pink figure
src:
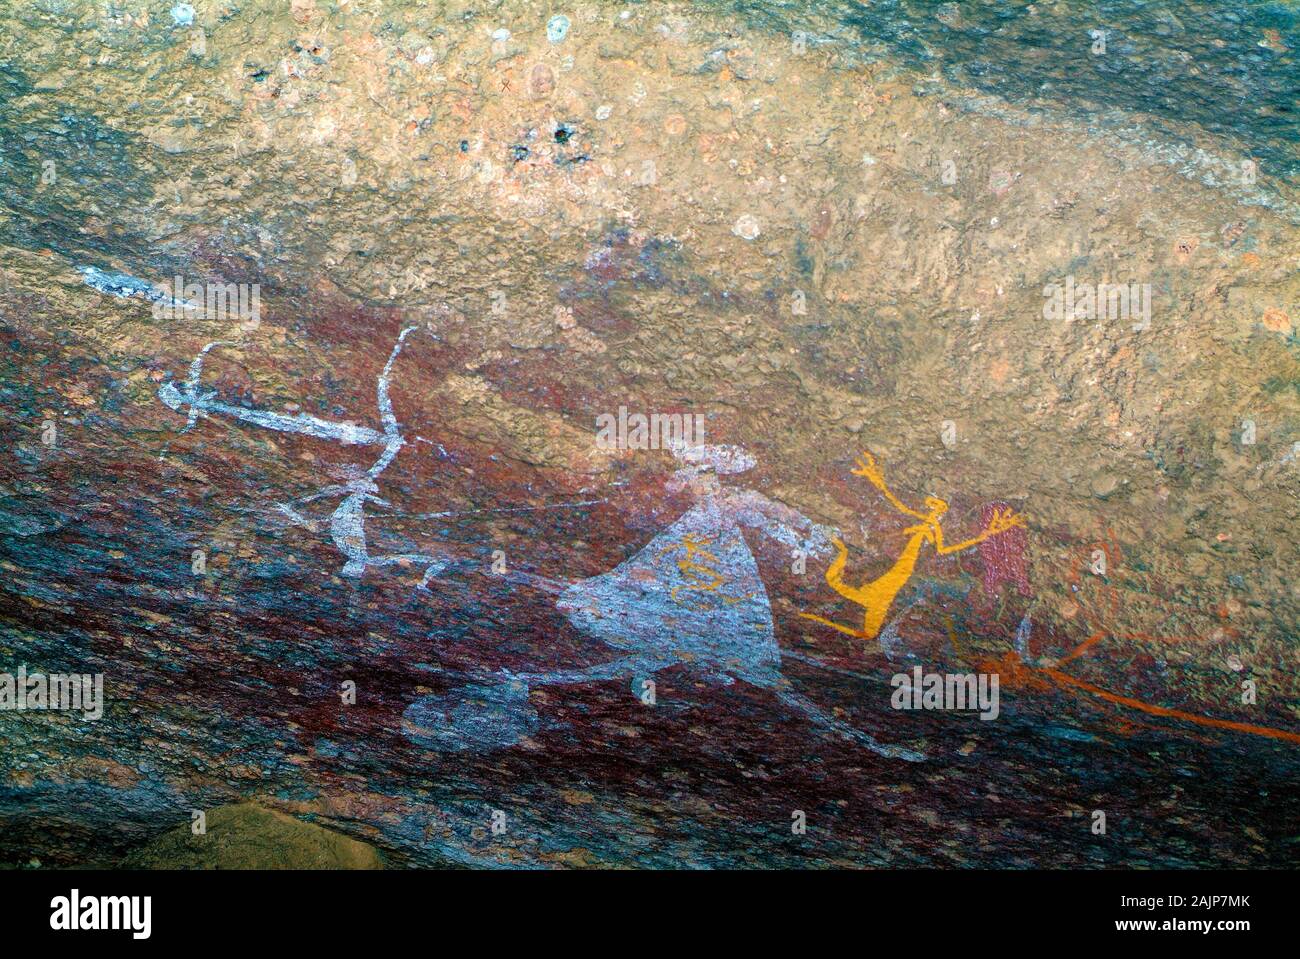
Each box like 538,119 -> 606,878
976,500 -> 1029,608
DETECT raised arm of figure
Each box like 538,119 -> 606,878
850,451 -> 928,521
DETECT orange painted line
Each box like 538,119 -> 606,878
1057,632 -> 1105,665
1039,667 -> 1300,746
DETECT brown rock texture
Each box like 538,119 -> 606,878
0,1 -> 1297,869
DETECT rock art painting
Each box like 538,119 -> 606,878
406,447 -> 922,762
1,0 -> 1298,891
159,327 -> 459,589
800,451 -> 1025,641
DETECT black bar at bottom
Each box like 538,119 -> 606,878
0,868 -> 1278,945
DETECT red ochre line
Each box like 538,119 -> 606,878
1038,665 -> 1300,746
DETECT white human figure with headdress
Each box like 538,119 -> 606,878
407,443 -> 925,760
159,325 -> 454,589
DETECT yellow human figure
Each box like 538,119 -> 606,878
800,451 -> 1025,641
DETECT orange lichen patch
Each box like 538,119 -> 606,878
1262,308 -> 1290,333
1240,251 -> 1261,268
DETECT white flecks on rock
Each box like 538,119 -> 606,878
732,214 -> 761,240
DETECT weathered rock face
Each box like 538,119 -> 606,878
0,1 -> 1297,868
122,802 -> 383,868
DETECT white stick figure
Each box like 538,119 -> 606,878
160,325 -> 453,588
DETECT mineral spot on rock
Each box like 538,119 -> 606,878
732,214 -> 762,241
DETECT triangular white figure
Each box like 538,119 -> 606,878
423,446 -> 925,760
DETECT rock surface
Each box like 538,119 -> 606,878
122,802 -> 384,869
0,1 -> 1297,868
